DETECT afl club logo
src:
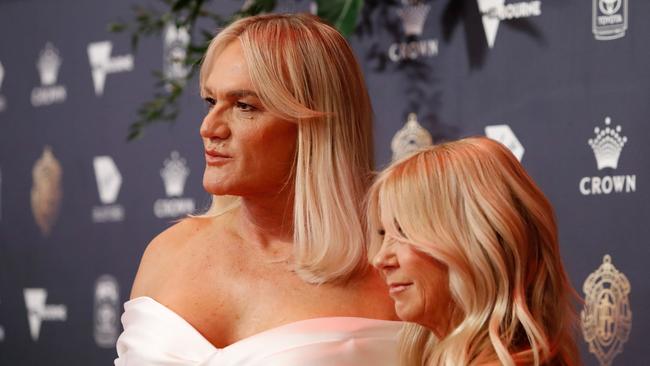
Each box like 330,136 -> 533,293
31,146 -> 63,236
391,113 -> 432,161
94,275 -> 120,348
581,255 -> 632,366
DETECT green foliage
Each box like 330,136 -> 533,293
315,0 -> 363,37
110,0 -> 362,141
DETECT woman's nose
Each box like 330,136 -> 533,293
200,109 -> 231,140
372,239 -> 397,271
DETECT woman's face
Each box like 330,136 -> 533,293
372,230 -> 452,337
200,41 -> 298,196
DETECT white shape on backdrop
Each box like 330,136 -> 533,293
24,288 -> 67,342
94,275 -> 120,348
388,0 -> 438,62
579,116 -> 635,196
92,156 -> 125,222
155,151 -> 195,218
476,0 -> 542,48
484,124 -> 524,161
87,41 -> 134,96
0,60 -> 6,112
163,24 -> 190,89
93,156 -> 122,204
31,42 -> 67,107
593,0 -> 628,40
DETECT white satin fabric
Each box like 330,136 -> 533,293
115,296 -> 401,365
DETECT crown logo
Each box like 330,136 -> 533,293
391,113 -> 433,161
588,117 -> 627,170
31,146 -> 63,236
581,255 -> 632,366
161,151 -> 189,197
37,43 -> 61,86
397,0 -> 431,37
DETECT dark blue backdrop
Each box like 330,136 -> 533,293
0,1 -> 647,365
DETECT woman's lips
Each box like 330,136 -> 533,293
388,283 -> 412,295
205,151 -> 232,166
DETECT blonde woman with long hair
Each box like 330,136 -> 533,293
369,137 -> 580,366
115,13 -> 399,365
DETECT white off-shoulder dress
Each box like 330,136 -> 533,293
114,297 -> 401,365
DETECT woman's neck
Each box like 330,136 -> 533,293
236,189 -> 294,246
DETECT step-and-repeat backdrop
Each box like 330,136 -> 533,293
0,0 -> 647,365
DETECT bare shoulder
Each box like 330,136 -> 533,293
129,216 -> 213,299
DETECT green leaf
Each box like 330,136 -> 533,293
107,22 -> 127,33
316,0 -> 363,36
171,0 -> 192,12
241,0 -> 276,14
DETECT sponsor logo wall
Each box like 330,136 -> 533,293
0,1 -> 647,365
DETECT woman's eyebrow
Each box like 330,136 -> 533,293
201,87 -> 258,99
225,89 -> 259,99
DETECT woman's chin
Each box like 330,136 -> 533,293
202,178 -> 230,196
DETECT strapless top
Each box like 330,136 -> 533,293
114,296 -> 401,365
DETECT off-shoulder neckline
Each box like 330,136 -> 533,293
125,296 -> 402,350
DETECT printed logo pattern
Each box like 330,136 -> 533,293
580,117 -> 635,195
87,41 -> 134,96
388,0 -> 439,62
92,156 -> 125,222
31,146 -> 63,236
0,60 -> 6,112
94,275 -> 120,348
593,0 -> 627,40
154,151 -> 195,218
391,113 -> 433,161
163,24 -> 190,89
477,0 -> 542,48
485,124 -> 524,161
24,288 -> 67,341
31,42 -> 67,107
581,255 -> 632,366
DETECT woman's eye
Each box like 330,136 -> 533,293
236,101 -> 255,112
204,97 -> 216,110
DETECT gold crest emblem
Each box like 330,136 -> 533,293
31,146 -> 63,236
581,254 -> 632,366
391,113 -> 433,161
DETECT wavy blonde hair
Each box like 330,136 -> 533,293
367,137 -> 580,366
199,13 -> 374,284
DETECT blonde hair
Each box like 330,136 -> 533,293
200,14 -> 374,284
367,137 -> 580,366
